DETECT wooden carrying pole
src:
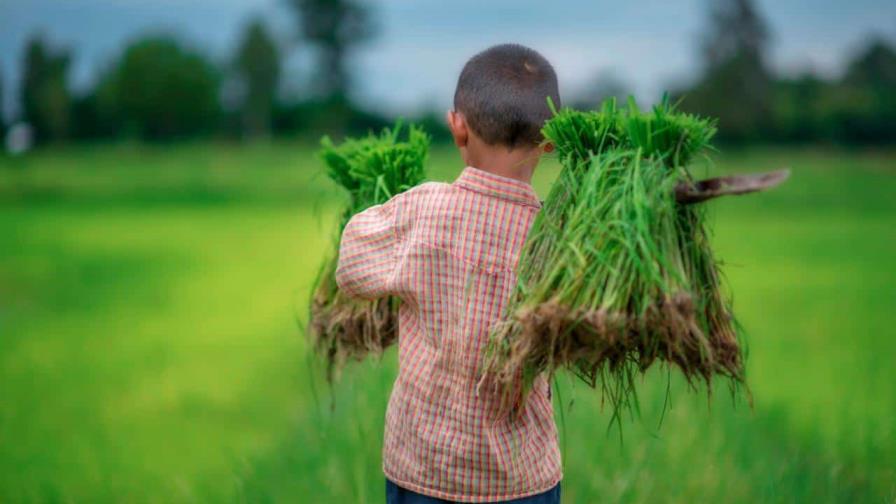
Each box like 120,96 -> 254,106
676,169 -> 791,204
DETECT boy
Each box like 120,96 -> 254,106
336,44 -> 562,504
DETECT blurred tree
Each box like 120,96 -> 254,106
843,38 -> 896,89
828,37 -> 896,143
0,67 -> 5,138
97,36 -> 220,141
70,90 -> 117,141
570,71 -> 630,110
272,98 -> 390,138
235,18 -> 281,139
770,73 -> 827,142
69,59 -> 127,141
285,0 -> 375,102
702,0 -> 768,69
21,34 -> 72,143
410,110 -> 452,143
679,0 -> 773,141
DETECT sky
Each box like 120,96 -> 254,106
1,0 -> 895,119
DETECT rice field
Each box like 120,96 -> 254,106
0,143 -> 894,503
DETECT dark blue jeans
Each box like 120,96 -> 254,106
386,479 -> 561,504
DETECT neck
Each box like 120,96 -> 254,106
464,143 -> 539,184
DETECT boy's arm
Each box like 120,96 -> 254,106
335,195 -> 402,300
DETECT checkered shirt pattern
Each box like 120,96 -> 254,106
335,167 -> 562,502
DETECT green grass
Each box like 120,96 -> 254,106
1,143 -> 894,503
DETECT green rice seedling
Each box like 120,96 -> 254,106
310,122 -> 429,381
482,98 -> 743,420
622,96 -> 717,168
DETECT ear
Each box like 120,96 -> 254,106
446,109 -> 468,148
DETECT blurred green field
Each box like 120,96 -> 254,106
1,143 -> 894,503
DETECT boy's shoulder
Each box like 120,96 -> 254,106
404,180 -> 451,195
395,180 -> 455,203
391,181 -> 465,223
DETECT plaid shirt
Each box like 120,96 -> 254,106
336,167 -> 562,502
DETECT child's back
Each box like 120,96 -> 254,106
337,44 -> 562,503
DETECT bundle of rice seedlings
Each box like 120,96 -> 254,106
310,122 -> 429,381
482,98 -> 745,418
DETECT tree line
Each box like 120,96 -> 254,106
3,0 -> 406,146
2,0 -> 894,146
675,0 -> 896,144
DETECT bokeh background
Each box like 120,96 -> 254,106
1,0 -> 895,502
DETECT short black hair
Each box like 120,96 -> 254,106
454,44 -> 560,148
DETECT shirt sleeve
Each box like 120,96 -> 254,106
335,195 -> 403,300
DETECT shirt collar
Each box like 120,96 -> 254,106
453,167 -> 541,209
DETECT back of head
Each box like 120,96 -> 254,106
454,44 -> 561,149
